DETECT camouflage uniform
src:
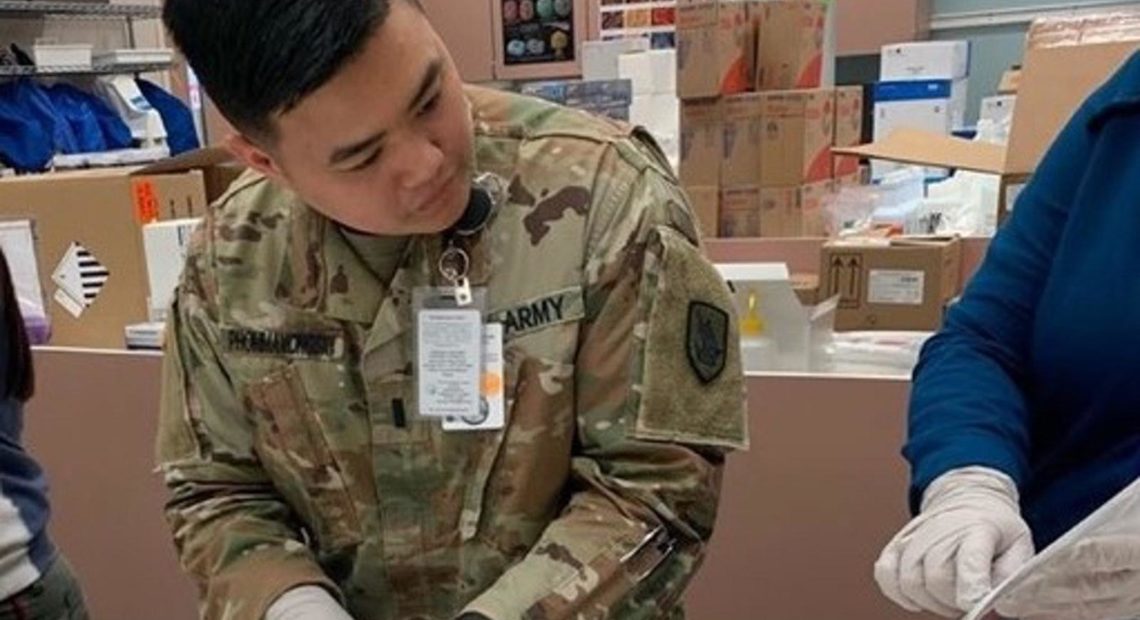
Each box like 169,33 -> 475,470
157,86 -> 748,620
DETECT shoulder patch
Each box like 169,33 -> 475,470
687,301 -> 728,384
221,328 -> 344,360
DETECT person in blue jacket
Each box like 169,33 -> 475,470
874,51 -> 1140,620
0,248 -> 88,620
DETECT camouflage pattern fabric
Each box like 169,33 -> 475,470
157,85 -> 748,620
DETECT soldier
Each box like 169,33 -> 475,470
157,1 -> 748,619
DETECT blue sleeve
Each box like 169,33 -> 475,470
903,55 -> 1138,515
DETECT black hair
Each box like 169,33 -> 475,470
163,0 -> 402,141
0,248 -> 33,402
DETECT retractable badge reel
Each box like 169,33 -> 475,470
414,174 -> 506,431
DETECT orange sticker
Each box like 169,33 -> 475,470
133,180 -> 160,225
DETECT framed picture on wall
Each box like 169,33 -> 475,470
597,0 -> 677,49
500,0 -> 576,65
493,0 -> 588,79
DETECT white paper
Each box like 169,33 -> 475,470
963,477 -> 1140,620
443,323 -> 506,432
0,220 -> 46,322
417,309 -> 482,419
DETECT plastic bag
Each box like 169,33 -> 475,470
137,79 -> 200,155
963,477 -> 1140,620
0,88 -> 52,171
45,83 -> 107,153
10,79 -> 79,154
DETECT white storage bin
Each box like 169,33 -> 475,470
33,41 -> 94,68
94,48 -> 175,66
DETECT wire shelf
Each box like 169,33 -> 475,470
0,1 -> 161,19
0,61 -> 170,76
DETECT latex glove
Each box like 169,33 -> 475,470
266,586 -> 353,620
995,533 -> 1140,620
874,467 -> 1035,617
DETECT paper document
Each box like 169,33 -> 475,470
962,476 -> 1140,620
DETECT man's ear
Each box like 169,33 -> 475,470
225,133 -> 287,186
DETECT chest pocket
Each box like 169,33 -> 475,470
245,364 -> 363,551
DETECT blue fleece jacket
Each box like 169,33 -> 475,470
906,51 -> 1140,550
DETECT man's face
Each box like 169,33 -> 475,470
232,1 -> 474,236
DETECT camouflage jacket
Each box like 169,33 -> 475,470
157,86 -> 747,620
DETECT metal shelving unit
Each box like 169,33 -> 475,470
0,61 -> 169,76
0,1 -> 161,19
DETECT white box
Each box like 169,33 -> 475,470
630,94 -> 680,138
619,49 -> 678,96
143,218 -> 200,322
872,79 -> 968,179
981,94 -> 1017,127
880,41 -> 970,81
94,48 -> 175,66
583,39 -> 651,81
32,42 -> 93,68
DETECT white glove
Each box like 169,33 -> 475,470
265,586 -> 353,620
874,467 -> 1035,617
995,533 -> 1140,620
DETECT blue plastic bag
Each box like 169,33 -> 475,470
47,83 -> 132,151
45,83 -> 106,152
137,79 -> 200,155
0,82 -> 52,171
11,79 -> 79,155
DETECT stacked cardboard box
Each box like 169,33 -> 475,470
678,0 -> 849,239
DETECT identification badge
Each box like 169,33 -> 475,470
417,308 -> 482,419
444,323 -> 505,432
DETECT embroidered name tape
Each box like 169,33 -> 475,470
221,328 -> 344,360
488,286 -> 585,339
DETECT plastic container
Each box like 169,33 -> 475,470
32,42 -> 93,68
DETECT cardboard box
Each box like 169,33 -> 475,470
677,1 -> 756,99
833,85 -> 864,177
715,184 -> 770,237
685,185 -> 721,238
583,38 -> 651,81
680,98 -> 723,186
760,88 -> 835,187
757,180 -> 832,238
880,40 -> 970,81
721,93 -> 765,186
819,237 -> 962,331
0,157 -> 217,348
619,49 -> 678,95
757,1 -> 826,91
998,69 -> 1021,95
838,38 -> 1140,219
791,272 -> 821,306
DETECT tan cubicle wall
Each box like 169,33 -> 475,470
25,349 -> 935,620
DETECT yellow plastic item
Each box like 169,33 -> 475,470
740,291 -> 766,337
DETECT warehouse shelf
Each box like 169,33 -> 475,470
0,1 -> 160,19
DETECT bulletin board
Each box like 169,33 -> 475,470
597,0 -> 677,49
493,0 -> 589,79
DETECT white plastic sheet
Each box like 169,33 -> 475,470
963,477 -> 1140,620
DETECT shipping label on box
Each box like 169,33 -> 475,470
684,185 -> 720,238
757,1 -> 825,91
721,93 -> 765,186
760,88 -> 834,187
819,237 -> 962,331
681,98 -> 723,186
720,185 -> 763,237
